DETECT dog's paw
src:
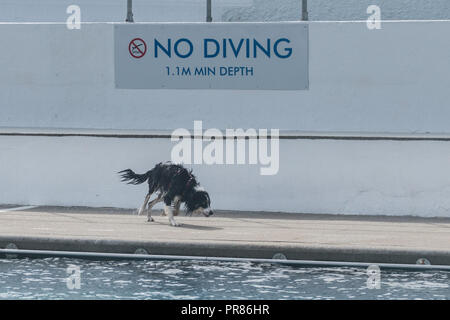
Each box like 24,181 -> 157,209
170,220 -> 180,227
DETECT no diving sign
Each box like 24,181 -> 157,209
129,38 -> 147,59
114,22 -> 309,90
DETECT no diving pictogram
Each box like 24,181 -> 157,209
129,38 -> 147,59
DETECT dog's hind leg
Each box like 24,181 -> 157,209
138,193 -> 152,216
146,193 -> 163,222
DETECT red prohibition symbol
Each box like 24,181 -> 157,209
129,38 -> 147,59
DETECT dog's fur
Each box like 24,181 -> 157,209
119,162 -> 213,226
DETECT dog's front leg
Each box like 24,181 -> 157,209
164,205 -> 180,227
173,196 -> 182,216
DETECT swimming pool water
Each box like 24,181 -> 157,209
0,258 -> 448,300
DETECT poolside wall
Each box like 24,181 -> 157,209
1,21 -> 450,217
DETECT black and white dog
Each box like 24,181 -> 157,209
119,162 -> 213,226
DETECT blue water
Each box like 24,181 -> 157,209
0,258 -> 448,300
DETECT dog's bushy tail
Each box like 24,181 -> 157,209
118,169 -> 151,185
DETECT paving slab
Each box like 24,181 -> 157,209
0,206 -> 449,265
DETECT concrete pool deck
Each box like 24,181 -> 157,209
0,205 -> 449,265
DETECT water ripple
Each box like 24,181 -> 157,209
0,258 -> 448,300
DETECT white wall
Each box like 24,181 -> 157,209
1,21 -> 450,217
1,21 -> 450,133
1,135 -> 450,217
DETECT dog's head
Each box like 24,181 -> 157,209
186,189 -> 213,217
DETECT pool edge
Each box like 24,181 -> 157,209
1,235 -> 449,266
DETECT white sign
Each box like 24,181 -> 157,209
114,22 -> 309,90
